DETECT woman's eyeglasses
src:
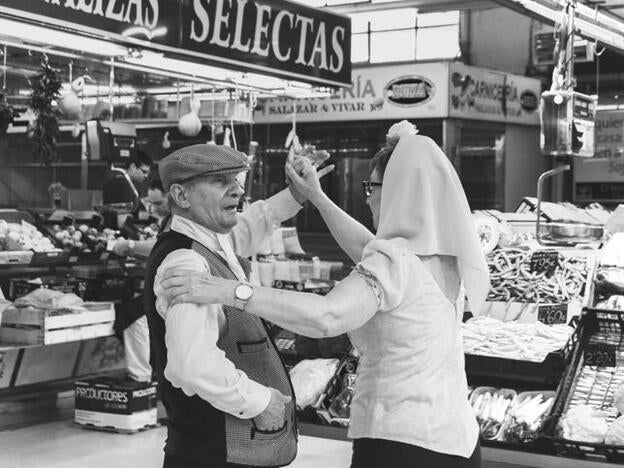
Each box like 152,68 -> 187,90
362,180 -> 383,197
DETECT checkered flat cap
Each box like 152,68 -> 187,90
159,144 -> 249,190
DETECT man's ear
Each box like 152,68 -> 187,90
169,184 -> 191,209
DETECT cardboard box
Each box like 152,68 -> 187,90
75,378 -> 158,431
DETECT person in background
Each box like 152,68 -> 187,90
111,177 -> 169,385
145,144 -> 331,468
114,178 -> 170,258
102,149 -> 152,205
160,123 -> 489,468
102,149 -> 153,230
146,178 -> 171,228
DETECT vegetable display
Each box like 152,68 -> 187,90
487,248 -> 589,303
470,387 -> 515,440
462,316 -> 573,362
0,220 -> 58,252
503,392 -> 555,443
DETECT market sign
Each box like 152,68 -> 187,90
448,63 -> 541,125
0,0 -> 351,87
254,62 -> 449,124
574,110 -> 624,184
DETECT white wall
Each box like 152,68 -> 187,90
463,7 -> 532,75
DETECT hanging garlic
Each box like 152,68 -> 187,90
58,74 -> 84,120
178,86 -> 202,137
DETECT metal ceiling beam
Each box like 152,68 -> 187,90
324,0 -> 495,14
491,0 -> 624,54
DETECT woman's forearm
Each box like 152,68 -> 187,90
222,283 -> 333,338
219,274 -> 378,339
313,193 -> 374,264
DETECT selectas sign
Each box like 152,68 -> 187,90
0,0 -> 351,87
448,63 -> 541,125
574,110 -> 624,183
254,62 -> 449,124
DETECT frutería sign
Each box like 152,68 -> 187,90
0,0 -> 351,87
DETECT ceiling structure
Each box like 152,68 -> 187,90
319,0 -> 624,53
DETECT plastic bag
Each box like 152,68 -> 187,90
289,358 -> 340,409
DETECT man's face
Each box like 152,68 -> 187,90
184,173 -> 245,234
128,163 -> 151,184
147,188 -> 170,218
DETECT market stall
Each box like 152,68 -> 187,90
0,0 -> 352,431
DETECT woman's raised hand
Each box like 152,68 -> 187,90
160,268 -> 233,306
286,156 -> 334,206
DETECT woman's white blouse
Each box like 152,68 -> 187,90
348,239 -> 479,459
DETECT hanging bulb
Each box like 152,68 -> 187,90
59,76 -> 85,120
178,84 -> 202,137
71,122 -> 81,138
162,131 -> 171,149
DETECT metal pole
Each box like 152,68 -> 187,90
565,0 -> 576,90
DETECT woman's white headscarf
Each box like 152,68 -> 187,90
376,132 -> 490,314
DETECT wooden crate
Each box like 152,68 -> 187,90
0,322 -> 114,345
0,302 -> 114,345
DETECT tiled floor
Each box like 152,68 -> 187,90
0,420 -> 353,468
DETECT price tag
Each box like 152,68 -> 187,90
584,345 -> 617,367
538,304 -> 568,325
530,250 -> 559,274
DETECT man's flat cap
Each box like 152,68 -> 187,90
159,144 -> 250,190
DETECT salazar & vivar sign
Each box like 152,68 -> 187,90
0,0 -> 351,87
254,62 -> 449,124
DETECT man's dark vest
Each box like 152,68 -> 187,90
144,230 -> 297,467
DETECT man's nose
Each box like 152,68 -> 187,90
230,179 -> 244,197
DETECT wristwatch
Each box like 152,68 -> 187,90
234,282 -> 254,310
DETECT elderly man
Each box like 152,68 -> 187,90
144,144 -> 303,468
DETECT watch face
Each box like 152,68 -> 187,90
236,284 -> 254,301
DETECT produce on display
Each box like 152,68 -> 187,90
595,295 -> 624,311
559,405 -> 610,443
29,59 -> 63,165
568,366 -> 624,421
462,316 -> 573,362
503,392 -> 555,443
600,233 -> 624,267
50,224 -> 119,253
473,214 -> 500,254
615,383 -> 624,413
13,287 -> 83,310
289,358 -> 340,409
605,416 -> 624,445
486,248 -> 589,303
0,220 -> 58,252
470,387 -> 516,440
595,267 -> 624,296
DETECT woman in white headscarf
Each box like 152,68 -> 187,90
161,122 -> 489,468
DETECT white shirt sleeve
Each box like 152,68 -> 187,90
154,249 -> 271,419
231,189 -> 302,257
